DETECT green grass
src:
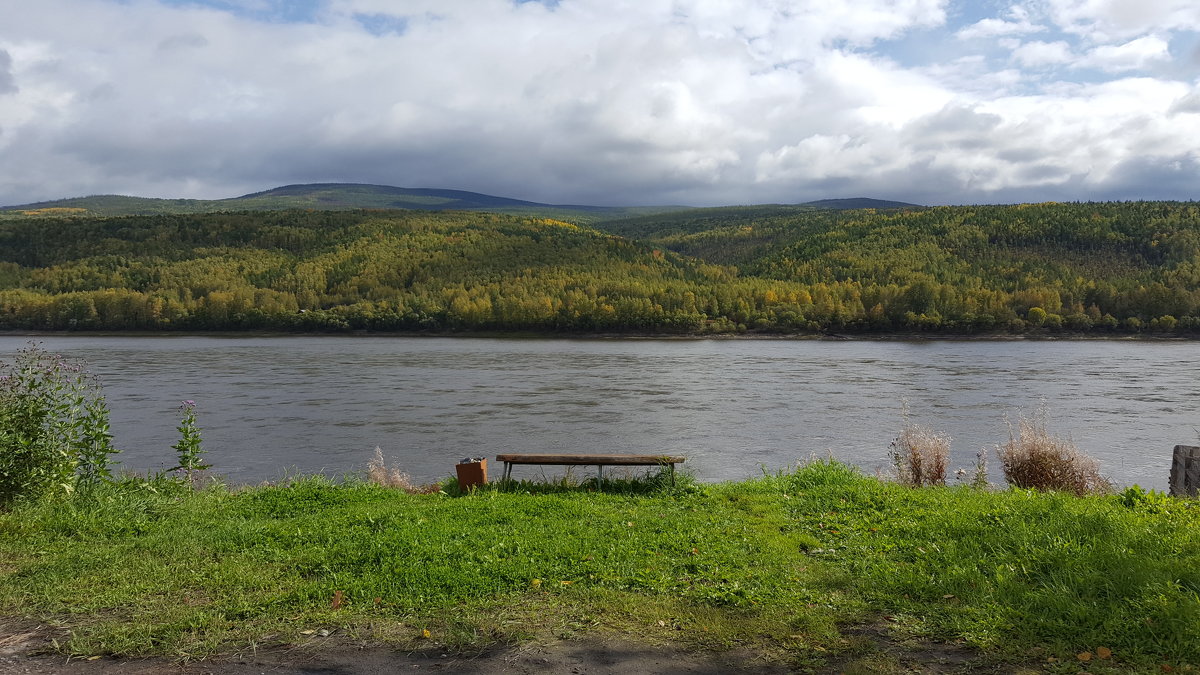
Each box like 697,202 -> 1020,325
1,462 -> 1198,671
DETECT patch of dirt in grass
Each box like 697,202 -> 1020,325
1,635 -> 792,674
0,625 -> 45,655
826,621 -> 1010,674
0,618 -> 1026,674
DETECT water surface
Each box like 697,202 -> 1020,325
1,336 -> 1194,489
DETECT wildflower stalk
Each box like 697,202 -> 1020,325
170,400 -> 208,487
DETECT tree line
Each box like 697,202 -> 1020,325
0,204 -> 1196,335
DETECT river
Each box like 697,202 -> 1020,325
0,335 -> 1194,490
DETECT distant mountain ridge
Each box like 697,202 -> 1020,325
1,183 -> 922,220
801,197 -> 921,210
234,183 -> 617,211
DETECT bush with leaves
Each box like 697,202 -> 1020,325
0,344 -> 118,506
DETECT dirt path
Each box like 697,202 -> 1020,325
0,619 -> 998,674
3,637 -> 792,674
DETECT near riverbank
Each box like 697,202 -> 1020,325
2,462 -> 1198,673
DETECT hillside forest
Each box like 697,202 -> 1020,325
0,201 -> 1197,335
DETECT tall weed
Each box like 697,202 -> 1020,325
997,409 -> 1109,495
889,419 -> 950,487
170,400 -> 208,487
366,447 -> 439,494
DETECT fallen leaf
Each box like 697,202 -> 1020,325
627,521 -> 635,527
1161,665 -> 1173,673
87,656 -> 102,661
332,590 -> 344,610
1097,646 -> 1112,659
299,629 -> 315,636
531,578 -> 542,588
1078,651 -> 1092,662
560,580 -> 572,586
657,620 -> 666,627
942,594 -> 956,599
421,629 -> 431,639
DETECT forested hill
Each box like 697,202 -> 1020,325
0,183 -> 686,222
0,210 -> 747,333
0,202 -> 1196,335
596,201 -> 1200,332
0,183 -> 911,220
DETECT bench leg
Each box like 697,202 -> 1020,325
503,462 -> 513,483
669,463 -> 675,486
597,464 -> 604,485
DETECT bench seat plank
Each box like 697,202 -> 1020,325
496,453 -> 684,466
495,453 -> 685,484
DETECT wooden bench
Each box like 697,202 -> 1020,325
495,453 -> 686,485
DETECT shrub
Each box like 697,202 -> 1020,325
997,410 -> 1110,495
0,344 -> 118,506
889,420 -> 950,487
1116,485 -> 1181,514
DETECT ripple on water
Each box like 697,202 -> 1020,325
1,335 -> 1195,490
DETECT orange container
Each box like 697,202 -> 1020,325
455,458 -> 488,490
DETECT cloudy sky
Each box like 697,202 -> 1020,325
1,0 -> 1198,207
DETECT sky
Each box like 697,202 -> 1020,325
0,0 -> 1198,207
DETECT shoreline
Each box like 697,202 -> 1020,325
0,328 -> 1193,341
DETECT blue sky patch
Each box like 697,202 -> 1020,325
354,12 -> 409,37
158,0 -> 322,23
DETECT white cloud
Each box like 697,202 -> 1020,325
957,18 -> 1018,38
1169,83 -> 1200,114
1011,40 -> 1074,67
956,4 -> 1046,41
0,49 -> 16,95
1007,35 -> 1171,74
1082,35 -> 1172,71
0,0 -> 1196,207
1042,0 -> 1200,40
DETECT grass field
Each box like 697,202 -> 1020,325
1,461 -> 1198,672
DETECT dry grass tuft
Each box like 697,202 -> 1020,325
367,447 -> 440,494
997,412 -> 1110,496
889,421 -> 951,487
